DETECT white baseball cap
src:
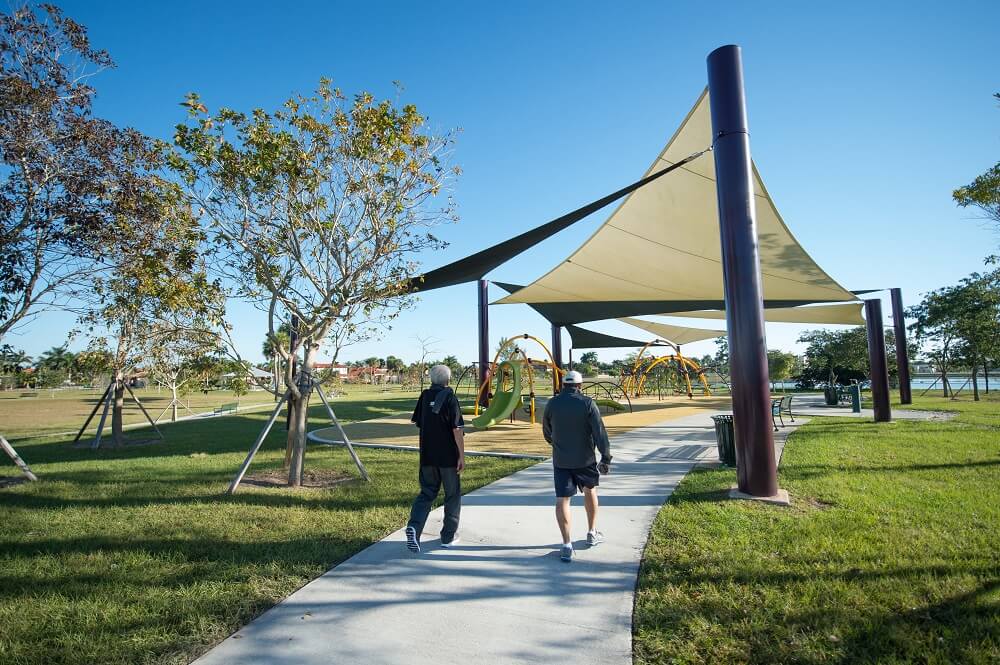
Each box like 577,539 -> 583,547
562,370 -> 583,384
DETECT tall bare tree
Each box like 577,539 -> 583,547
169,80 -> 457,486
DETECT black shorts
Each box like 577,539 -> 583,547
553,463 -> 600,498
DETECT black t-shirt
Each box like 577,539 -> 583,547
411,385 -> 464,467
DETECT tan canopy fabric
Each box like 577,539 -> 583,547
665,303 -> 865,326
618,317 -> 726,345
496,90 -> 858,308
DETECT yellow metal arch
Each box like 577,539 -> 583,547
632,354 -> 712,398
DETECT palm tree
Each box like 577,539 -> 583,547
1,349 -> 32,373
262,324 -> 291,400
36,346 -> 74,370
36,346 -> 76,384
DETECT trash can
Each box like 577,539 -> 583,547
849,384 -> 861,413
711,414 -> 736,467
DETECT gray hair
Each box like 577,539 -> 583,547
429,364 -> 451,386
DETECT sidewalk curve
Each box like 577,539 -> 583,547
193,411 -> 737,665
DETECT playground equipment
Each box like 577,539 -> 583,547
620,339 -> 712,399
580,380 -> 632,413
470,360 -> 523,429
472,334 -> 564,429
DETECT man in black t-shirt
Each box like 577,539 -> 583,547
405,364 -> 465,553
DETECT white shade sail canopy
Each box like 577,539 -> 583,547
618,317 -> 726,345
666,302 -> 865,326
496,90 -> 857,309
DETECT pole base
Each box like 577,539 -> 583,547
729,486 -> 790,506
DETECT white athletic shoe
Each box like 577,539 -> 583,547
441,535 -> 461,548
587,530 -> 605,547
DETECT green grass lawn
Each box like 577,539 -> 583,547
0,391 -> 531,665
634,394 -> 1000,664
0,384 -> 422,440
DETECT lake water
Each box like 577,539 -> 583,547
763,375 -> 989,391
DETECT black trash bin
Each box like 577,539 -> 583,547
711,414 -> 736,467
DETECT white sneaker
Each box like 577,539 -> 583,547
441,535 -> 461,548
587,530 -> 605,546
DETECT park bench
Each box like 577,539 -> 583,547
213,402 -> 238,416
19,391 -> 38,398
770,394 -> 795,431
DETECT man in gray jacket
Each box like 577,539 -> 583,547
542,370 -> 612,562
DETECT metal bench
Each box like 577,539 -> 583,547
771,394 -> 795,430
213,402 -> 238,415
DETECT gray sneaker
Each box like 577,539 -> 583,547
560,544 -> 573,562
587,531 -> 605,547
405,526 -> 420,553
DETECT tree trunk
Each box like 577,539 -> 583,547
111,375 -> 126,447
171,384 -> 178,422
287,345 -> 316,487
984,361 -> 990,394
941,365 -> 949,397
273,357 -> 280,402
971,358 -> 980,402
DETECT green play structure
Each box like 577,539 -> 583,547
471,360 -> 522,429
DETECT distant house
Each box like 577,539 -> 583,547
221,366 -> 273,390
313,362 -> 349,377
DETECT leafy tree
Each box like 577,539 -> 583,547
953,93 -> 1000,234
79,148 -> 223,446
35,345 -> 75,381
495,337 -> 517,363
0,347 -> 31,373
711,337 -> 729,373
579,351 -> 599,366
230,376 -> 248,408
438,355 -> 464,379
149,322 -> 221,421
909,271 -> 1000,400
767,349 -> 799,391
576,362 -> 598,378
385,355 -> 405,372
169,81 -> 457,486
33,367 -> 65,389
72,345 -> 112,387
0,5 -> 143,339
796,327 -> 898,388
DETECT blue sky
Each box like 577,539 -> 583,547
11,0 -> 999,365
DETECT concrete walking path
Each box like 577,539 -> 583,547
197,410 -> 803,665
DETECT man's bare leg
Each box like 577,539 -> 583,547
555,497 -> 572,543
583,486 -> 598,532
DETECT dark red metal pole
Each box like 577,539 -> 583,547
890,288 -> 912,405
865,299 -> 892,422
477,279 -> 491,408
707,45 -> 778,497
550,324 -> 563,394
